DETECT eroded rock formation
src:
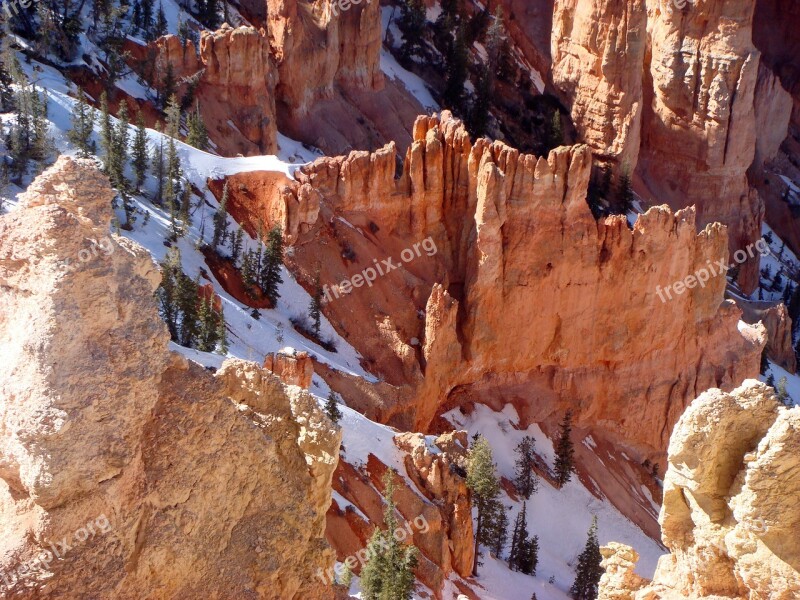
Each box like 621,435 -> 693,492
551,0 -> 765,292
264,350 -> 315,389
285,112 -> 765,461
153,26 -> 278,156
326,431 -> 474,592
0,157 -> 340,598
599,380 -> 800,599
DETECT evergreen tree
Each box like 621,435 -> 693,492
153,136 -> 165,205
261,226 -> 284,306
212,181 -> 230,250
308,270 -> 323,338
397,0 -> 426,61
161,63 -> 176,110
241,249 -> 257,296
466,434 -> 501,574
99,91 -> 113,170
0,41 -> 13,112
325,390 -> 342,424
198,0 -> 220,29
522,534 -> 539,576
165,94 -> 181,139
186,102 -> 208,150
469,68 -> 491,138
514,435 -> 538,499
554,410 -> 575,488
616,165 -> 634,213
68,90 -> 96,158
570,517 -> 603,600
154,2 -> 168,38
442,23 -> 469,112
7,68 -> 52,179
488,502 -> 509,558
140,0 -> 155,40
360,470 -> 419,600
109,98 -> 130,192
547,108 -> 563,151
132,110 -> 149,187
508,503 -> 529,572
229,225 -> 244,265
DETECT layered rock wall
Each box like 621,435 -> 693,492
0,158 -> 340,598
154,26 -> 278,156
291,112 -> 764,459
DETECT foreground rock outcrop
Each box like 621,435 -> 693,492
599,380 -> 800,599
0,157 -> 340,598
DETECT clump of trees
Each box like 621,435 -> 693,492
466,434 -> 508,573
514,435 -> 539,499
156,246 -> 228,353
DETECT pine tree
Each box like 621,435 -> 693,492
508,503 -> 529,572
547,108 -> 563,151
488,502 -> 509,558
212,182 -> 230,250
325,390 -> 342,424
161,62 -> 176,110
132,110 -> 149,188
397,0 -> 427,61
0,42 -> 13,112
514,435 -> 538,499
466,434 -> 501,574
570,516 -> 603,600
99,91 -> 113,170
229,225 -> 244,265
308,270 -> 323,339
616,165 -> 634,213
443,23 -> 469,112
165,94 -> 182,139
261,226 -> 284,306
522,534 -> 539,576
154,2 -> 168,38
109,99 -> 130,192
153,136 -> 165,205
141,0 -> 155,40
360,470 -> 419,600
554,410 -> 575,488
186,102 -> 208,150
68,90 -> 96,158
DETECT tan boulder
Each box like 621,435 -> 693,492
600,380 -> 800,599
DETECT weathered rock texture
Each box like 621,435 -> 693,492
326,431 -> 474,593
287,112 -> 764,461
739,300 -> 797,373
599,380 -> 800,599
154,26 -> 278,156
0,157 -> 340,598
263,350 -> 315,389
551,0 -> 646,168
551,0 -> 765,292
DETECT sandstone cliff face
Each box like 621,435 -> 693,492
154,26 -> 278,156
551,0 -> 765,292
599,380 -> 800,599
0,157 -> 340,598
551,0 -> 646,168
287,112 -> 764,460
